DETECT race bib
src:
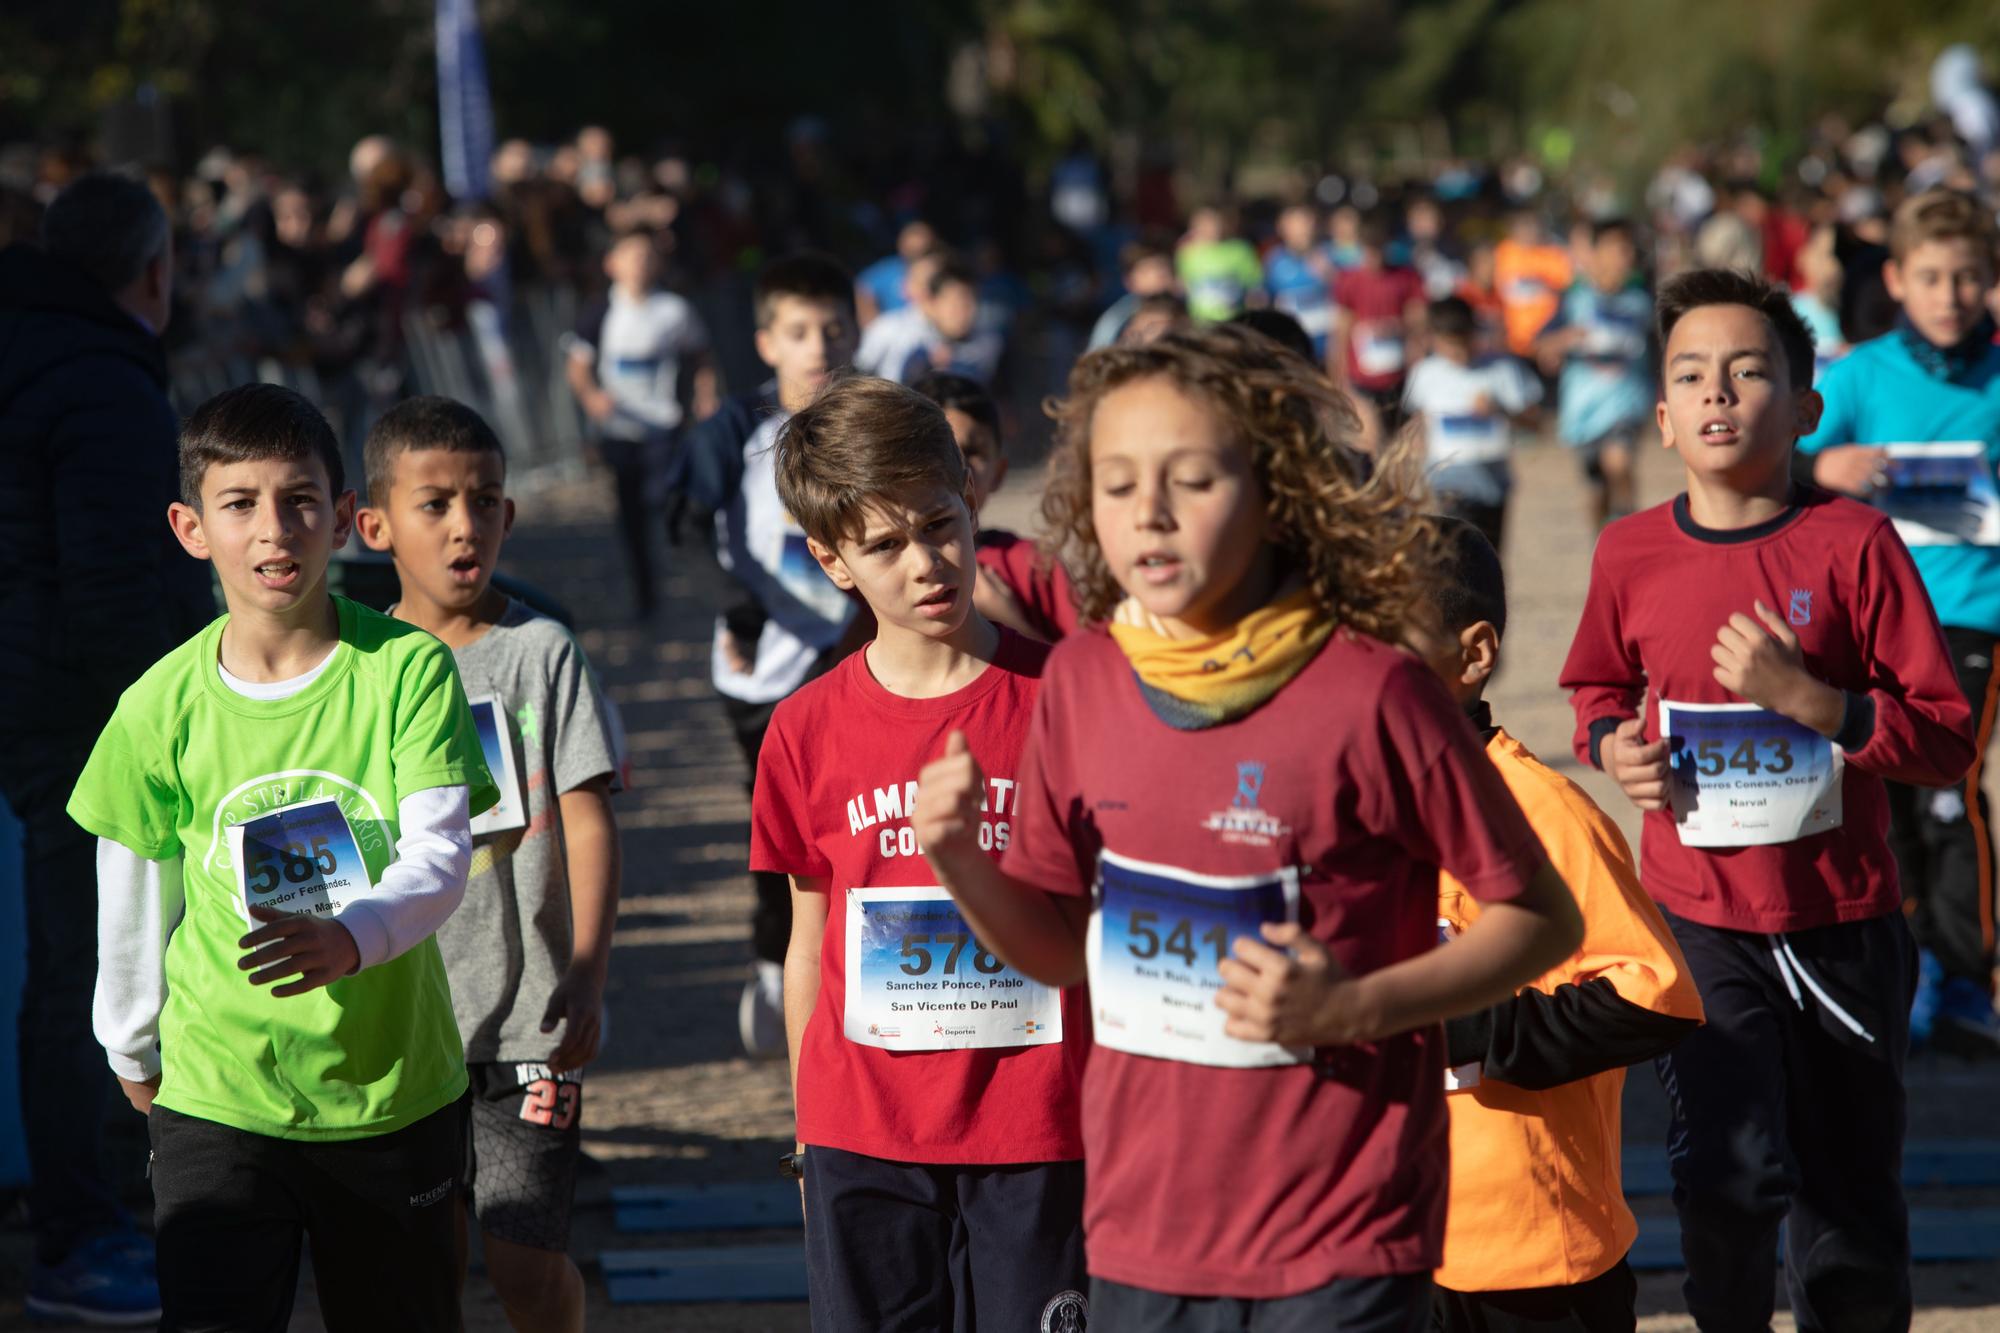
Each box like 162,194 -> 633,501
227,797 -> 370,926
843,887 -> 1063,1052
1436,916 -> 1482,1091
1088,849 -> 1306,1068
1431,412 -> 1509,465
777,523 -> 854,624
1355,323 -> 1406,376
467,695 -> 527,837
1660,701 -> 1843,848
1875,442 -> 2000,546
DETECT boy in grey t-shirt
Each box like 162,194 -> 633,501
358,396 -> 619,1333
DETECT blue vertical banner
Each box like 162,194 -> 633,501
436,0 -> 495,202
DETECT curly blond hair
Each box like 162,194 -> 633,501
1041,323 -> 1439,640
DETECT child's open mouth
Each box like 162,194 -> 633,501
915,585 -> 958,619
254,560 -> 301,590
1136,553 -> 1182,585
447,555 -> 483,586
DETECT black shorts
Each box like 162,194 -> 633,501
802,1144 -> 1087,1333
465,1061 -> 583,1251
149,1093 -> 467,1333
1091,1271 -> 1431,1333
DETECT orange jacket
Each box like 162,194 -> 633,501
1436,728 -> 1704,1292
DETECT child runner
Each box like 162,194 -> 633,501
70,384 -> 498,1330
356,396 -> 620,1333
1263,203 -> 1337,362
676,253 -> 865,1057
1333,216 -> 1428,442
1177,206 -> 1264,323
1798,188 -> 2000,1053
913,371 -> 1078,643
563,228 -> 714,618
1088,236 -> 1179,351
1406,518 -> 1702,1333
914,323 -> 1583,1331
1494,207 -> 1572,362
1562,269 -> 1976,1331
1402,296 -> 1542,551
753,377 -> 1090,1331
1534,218 -> 1654,528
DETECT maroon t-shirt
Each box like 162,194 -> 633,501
752,629 -> 1088,1164
1334,265 -> 1425,392
1561,489 -> 1974,932
1002,627 -> 1547,1298
975,528 -> 1080,642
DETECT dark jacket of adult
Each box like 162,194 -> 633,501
0,243 -> 212,838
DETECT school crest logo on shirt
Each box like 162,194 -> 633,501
1202,759 -> 1287,846
202,769 -> 390,876
1788,588 -> 1813,627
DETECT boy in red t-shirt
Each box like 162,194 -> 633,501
1561,269 -> 1975,1331
913,371 -> 1079,643
750,377 -> 1088,1330
1332,215 -> 1427,447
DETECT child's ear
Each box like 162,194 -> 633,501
1655,398 -> 1676,450
353,497 -> 396,554
807,535 -> 857,590
167,502 -> 212,562
1460,620 -> 1500,689
1793,387 -> 1824,441
330,489 -> 357,553
503,496 -> 517,537
753,326 -> 778,372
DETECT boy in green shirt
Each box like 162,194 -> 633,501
68,383 -> 497,1331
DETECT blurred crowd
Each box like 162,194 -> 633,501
0,45 -> 1997,453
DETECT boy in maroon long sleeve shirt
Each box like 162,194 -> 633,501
1560,269 -> 1973,1332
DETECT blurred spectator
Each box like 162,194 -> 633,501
0,171 -> 214,1324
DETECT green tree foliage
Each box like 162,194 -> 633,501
5,0 -> 1997,184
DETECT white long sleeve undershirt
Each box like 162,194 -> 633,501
94,784 -> 472,1081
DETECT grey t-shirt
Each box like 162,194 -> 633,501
435,599 -> 617,1063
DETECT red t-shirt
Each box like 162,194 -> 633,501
976,528 -> 1080,642
1002,628 -> 1547,1298
1561,489 -> 1975,932
750,629 -> 1088,1164
1334,264 -> 1425,392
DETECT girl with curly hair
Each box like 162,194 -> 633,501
911,323 -> 1581,1331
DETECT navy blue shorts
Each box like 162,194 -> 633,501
802,1144 -> 1087,1332
1091,1271 -> 1430,1333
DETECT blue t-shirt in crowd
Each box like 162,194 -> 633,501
1264,247 -> 1334,356
1543,280 -> 1654,448
1799,328 -> 2000,635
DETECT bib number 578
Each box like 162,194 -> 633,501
899,932 -> 1004,977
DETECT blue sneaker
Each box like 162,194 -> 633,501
26,1231 -> 160,1326
1932,975 -> 2000,1059
1909,949 -> 1945,1052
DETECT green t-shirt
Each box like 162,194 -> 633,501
68,596 -> 500,1140
1177,239 -> 1264,322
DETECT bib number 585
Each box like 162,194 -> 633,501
245,837 -> 339,895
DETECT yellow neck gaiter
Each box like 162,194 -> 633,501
1106,586 -> 1334,730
